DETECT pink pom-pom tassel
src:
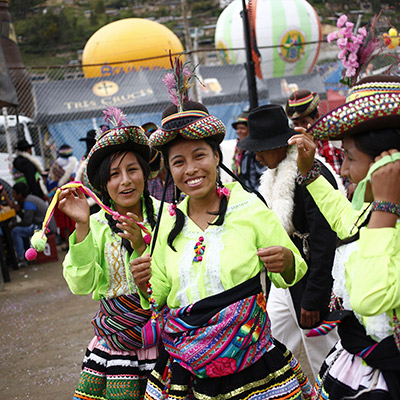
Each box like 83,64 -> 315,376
25,248 -> 38,261
144,234 -> 151,245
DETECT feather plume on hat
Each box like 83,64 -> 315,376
162,51 -> 202,112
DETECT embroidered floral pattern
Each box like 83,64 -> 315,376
256,292 -> 266,312
205,357 -> 237,377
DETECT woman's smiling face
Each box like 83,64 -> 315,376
106,151 -> 145,213
168,138 -> 220,200
341,137 -> 374,201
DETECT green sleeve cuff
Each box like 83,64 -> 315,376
128,244 -> 150,263
270,251 -> 307,289
138,289 -> 151,310
68,230 -> 96,267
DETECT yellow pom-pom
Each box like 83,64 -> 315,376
31,230 -> 47,252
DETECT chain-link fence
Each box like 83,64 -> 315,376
1,42 -> 399,182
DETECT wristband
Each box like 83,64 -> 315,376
296,160 -> 321,186
372,201 -> 400,217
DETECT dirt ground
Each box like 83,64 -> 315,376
0,248 -> 315,400
0,249 -> 98,400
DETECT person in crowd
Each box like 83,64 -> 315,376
286,90 -> 354,200
231,111 -> 265,191
0,178 -> 15,208
59,108 -> 159,400
76,128 -> 102,214
286,90 -> 345,177
10,182 -> 56,268
47,144 -> 78,197
238,104 -> 342,381
47,144 -> 78,250
142,122 -> 174,203
12,139 -> 47,199
130,98 -> 314,399
288,74 -> 400,399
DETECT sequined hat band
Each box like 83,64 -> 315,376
309,92 -> 400,140
149,114 -> 226,150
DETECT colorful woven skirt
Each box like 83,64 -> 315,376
145,340 -> 313,400
73,336 -> 158,400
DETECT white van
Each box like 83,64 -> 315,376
0,115 -> 44,186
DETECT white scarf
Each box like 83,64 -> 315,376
258,146 -> 298,235
258,147 -> 346,235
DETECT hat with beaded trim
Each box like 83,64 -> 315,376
285,90 -> 320,120
149,101 -> 226,150
308,75 -> 400,140
85,106 -> 150,192
148,52 -> 226,150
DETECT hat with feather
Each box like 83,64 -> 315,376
309,75 -> 400,140
308,13 -> 400,140
84,106 -> 150,191
148,53 -> 226,150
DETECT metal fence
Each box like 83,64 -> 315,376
3,42 -> 399,170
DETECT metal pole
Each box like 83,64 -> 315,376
2,107 -> 12,157
240,0 -> 258,110
193,27 -> 202,103
181,0 -> 199,102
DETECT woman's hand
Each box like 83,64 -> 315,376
117,212 -> 146,255
368,149 -> 400,229
300,308 -> 320,328
131,254 -> 152,295
58,188 -> 90,224
257,246 -> 295,283
288,128 -> 317,176
58,188 -> 90,243
371,149 -> 400,204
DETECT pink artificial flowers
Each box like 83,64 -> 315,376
327,14 -> 368,78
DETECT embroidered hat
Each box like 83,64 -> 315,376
85,107 -> 150,191
58,144 -> 73,158
308,75 -> 400,140
238,104 -> 296,152
285,90 -> 320,120
16,139 -> 34,151
232,111 -> 249,129
142,122 -> 164,179
149,100 -> 226,150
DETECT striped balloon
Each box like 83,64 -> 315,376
215,0 -> 322,79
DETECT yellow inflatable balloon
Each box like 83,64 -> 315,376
388,27 -> 399,50
82,18 -> 185,78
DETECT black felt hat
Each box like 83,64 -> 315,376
79,129 -> 96,143
16,139 -> 34,151
238,104 -> 295,152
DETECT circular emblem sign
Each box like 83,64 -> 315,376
92,81 -> 119,97
279,29 -> 306,63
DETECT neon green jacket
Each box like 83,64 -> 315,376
307,176 -> 400,337
143,182 -> 308,310
63,199 -> 158,300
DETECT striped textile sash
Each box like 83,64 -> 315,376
91,293 -> 158,351
159,274 -> 274,379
